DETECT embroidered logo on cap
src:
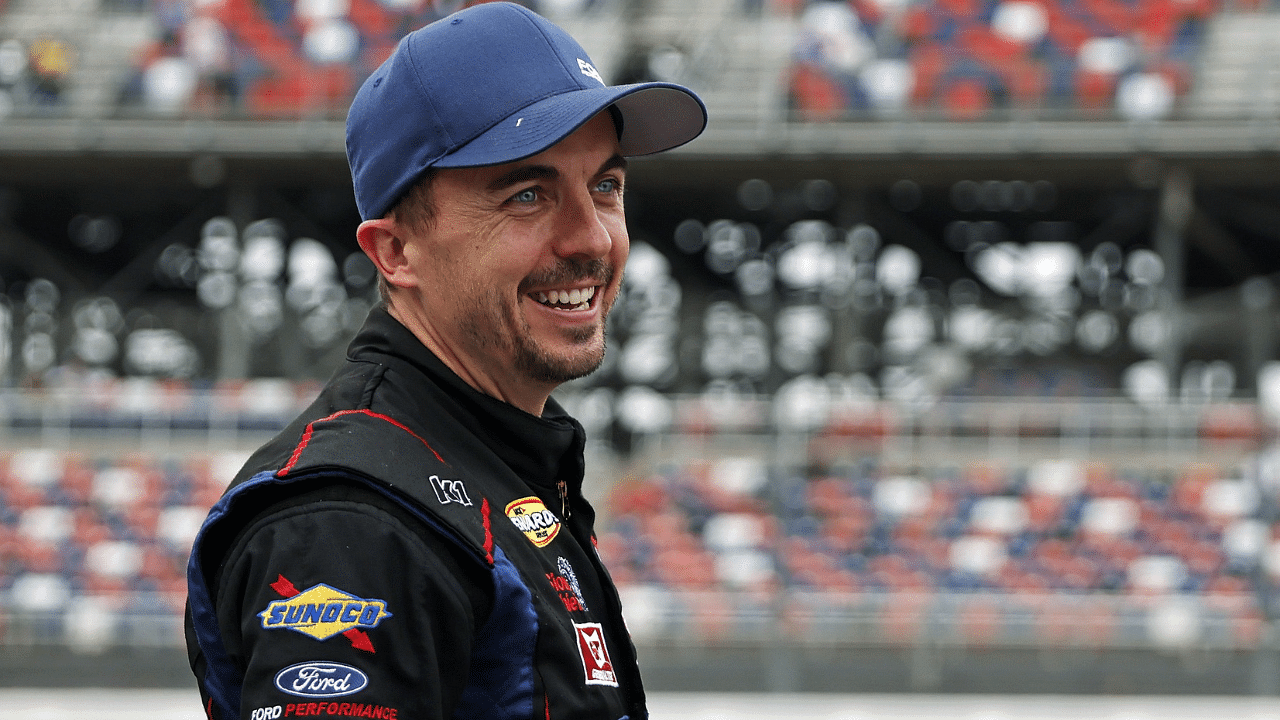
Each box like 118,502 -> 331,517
577,58 -> 604,85
505,496 -> 561,547
260,582 -> 392,642
573,622 -> 618,687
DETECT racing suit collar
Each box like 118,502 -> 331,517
350,306 -> 587,494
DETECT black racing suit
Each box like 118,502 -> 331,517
186,307 -> 646,720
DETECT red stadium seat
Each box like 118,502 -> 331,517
909,44 -> 952,106
1000,59 -> 1049,107
937,0 -> 982,21
1043,4 -> 1093,54
958,26 -> 1026,66
1135,0 -> 1182,53
789,63 -> 848,121
1025,494 -> 1065,532
1075,69 -> 1118,113
71,508 -> 112,548
901,5 -> 937,42
652,547 -> 718,589
608,476 -> 670,517
216,0 -> 300,75
15,538 -> 63,575
1083,0 -> 1137,34
346,0 -> 395,39
248,66 -> 354,117
942,78 -> 992,120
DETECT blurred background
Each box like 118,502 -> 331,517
1,0 -> 1280,713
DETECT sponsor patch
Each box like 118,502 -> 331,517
505,496 -> 561,547
260,582 -> 392,642
547,556 -> 588,613
275,662 -> 369,698
283,702 -> 398,718
573,622 -> 619,687
252,707 -> 282,720
429,475 -> 472,506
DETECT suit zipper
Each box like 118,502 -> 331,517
557,478 -> 570,519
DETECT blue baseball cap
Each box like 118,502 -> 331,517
346,1 -> 708,221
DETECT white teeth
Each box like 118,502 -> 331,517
535,286 -> 595,309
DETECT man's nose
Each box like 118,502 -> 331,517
552,189 -> 614,260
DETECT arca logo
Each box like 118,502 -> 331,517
505,496 -> 561,547
260,581 -> 392,642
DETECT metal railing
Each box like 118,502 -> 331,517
621,588 -> 1269,651
0,588 -> 1264,653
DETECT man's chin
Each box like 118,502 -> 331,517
517,338 -> 607,385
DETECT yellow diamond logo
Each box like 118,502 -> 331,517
259,583 -> 392,641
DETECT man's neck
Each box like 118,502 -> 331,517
385,301 -> 553,417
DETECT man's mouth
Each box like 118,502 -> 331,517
533,286 -> 596,311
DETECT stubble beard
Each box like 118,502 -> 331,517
466,259 -> 615,385
514,317 -> 608,384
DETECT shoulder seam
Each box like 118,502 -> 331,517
359,361 -> 388,409
278,408 -> 447,476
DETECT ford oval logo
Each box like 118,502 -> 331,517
274,661 -> 369,698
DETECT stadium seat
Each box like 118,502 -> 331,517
8,572 -> 73,614
942,77 -> 993,120
788,0 -> 1218,119
789,63 -> 847,121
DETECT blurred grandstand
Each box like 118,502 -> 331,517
2,0 -> 1280,697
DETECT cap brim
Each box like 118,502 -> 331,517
433,81 -> 707,169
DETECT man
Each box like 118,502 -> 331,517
184,3 -> 706,719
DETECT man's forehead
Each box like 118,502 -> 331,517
446,121 -> 626,187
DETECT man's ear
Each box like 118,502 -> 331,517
356,218 -> 418,290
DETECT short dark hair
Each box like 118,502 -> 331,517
387,167 -> 439,232
374,168 -> 439,302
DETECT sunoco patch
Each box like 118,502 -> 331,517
259,583 -> 392,641
505,496 -> 561,547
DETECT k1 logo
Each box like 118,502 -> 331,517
430,475 -> 472,506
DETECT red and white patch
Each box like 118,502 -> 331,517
572,622 -> 618,687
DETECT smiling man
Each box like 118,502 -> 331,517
357,111 -> 630,414
184,4 -> 706,720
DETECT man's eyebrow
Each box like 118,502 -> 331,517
599,154 -> 627,175
485,154 -> 627,194
487,165 -> 558,194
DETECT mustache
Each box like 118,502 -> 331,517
520,258 -> 614,292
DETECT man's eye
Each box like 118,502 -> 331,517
512,188 -> 538,203
596,179 -> 621,194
